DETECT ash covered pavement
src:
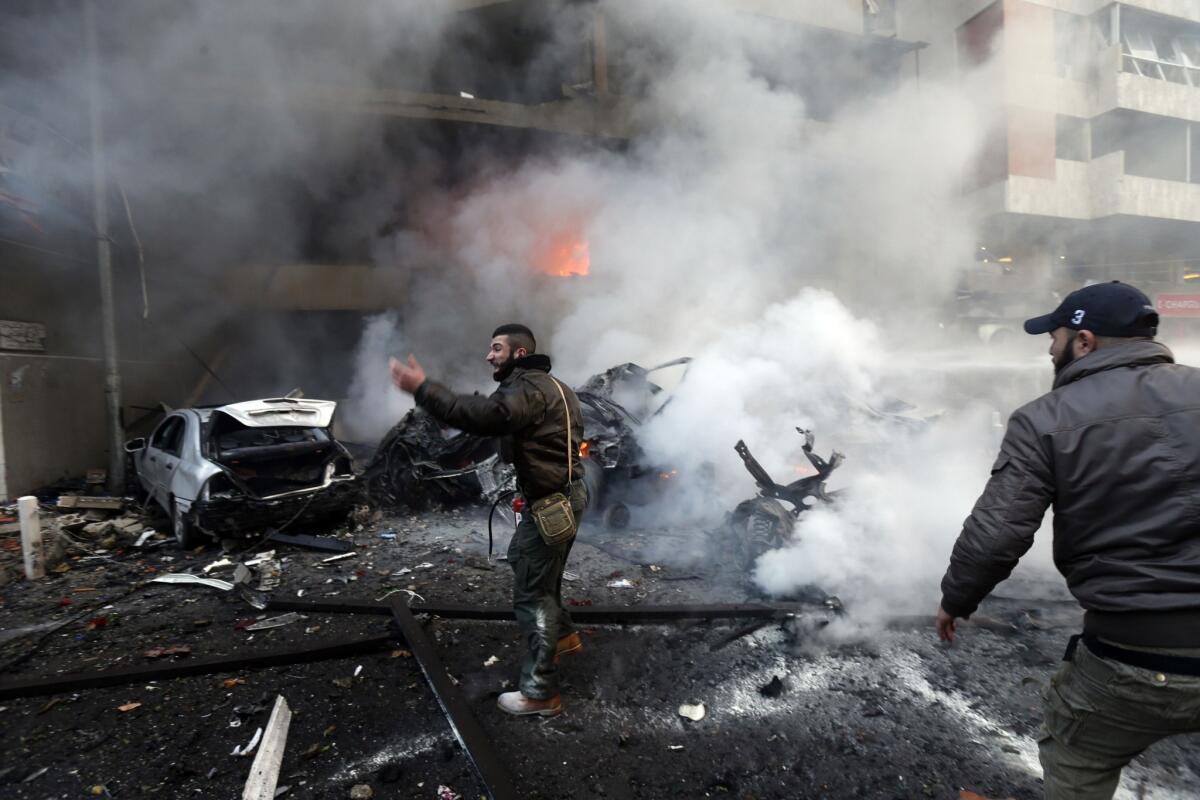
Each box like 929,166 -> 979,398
3,506 -> 1199,799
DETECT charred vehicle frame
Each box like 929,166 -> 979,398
126,398 -> 357,547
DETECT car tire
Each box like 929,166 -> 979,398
604,502 -> 631,530
171,498 -> 202,550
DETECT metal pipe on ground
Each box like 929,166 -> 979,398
0,634 -> 391,701
267,598 -> 812,622
387,598 -> 518,800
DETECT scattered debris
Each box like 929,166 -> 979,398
678,702 -> 706,722
151,573 -> 234,591
968,614 -> 1020,636
57,495 -> 123,511
437,786 -> 462,800
232,726 -> 264,757
349,784 -> 374,799
241,695 -> 292,800
143,644 -> 192,659
224,678 -> 246,689
266,530 -> 352,553
607,578 -> 635,589
483,656 -> 499,667
245,613 -> 305,632
321,552 -> 357,564
22,766 -> 49,782
254,556 -> 283,592
710,621 -> 771,651
563,570 -> 580,582
117,702 -> 142,712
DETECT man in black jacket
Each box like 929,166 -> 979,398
936,281 -> 1200,799
390,324 -> 586,717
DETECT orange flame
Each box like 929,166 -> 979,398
537,229 -> 590,277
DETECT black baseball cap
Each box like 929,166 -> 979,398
1023,281 -> 1159,337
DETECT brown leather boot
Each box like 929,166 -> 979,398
497,691 -> 562,717
556,631 -> 583,659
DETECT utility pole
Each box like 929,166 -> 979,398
83,0 -> 125,494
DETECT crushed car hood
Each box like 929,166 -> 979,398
215,398 -> 337,429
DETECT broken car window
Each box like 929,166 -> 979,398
151,416 -> 186,456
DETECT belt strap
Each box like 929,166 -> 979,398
1065,633 -> 1200,677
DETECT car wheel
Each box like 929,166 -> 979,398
171,499 -> 202,549
604,502 -> 631,530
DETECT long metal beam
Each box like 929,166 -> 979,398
0,634 -> 391,701
388,599 -> 518,800
268,598 -> 809,622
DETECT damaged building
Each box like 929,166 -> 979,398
0,0 -> 916,501
903,1 -> 1200,341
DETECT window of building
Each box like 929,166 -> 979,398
1093,111 -> 1188,182
1056,115 -> 1088,162
1120,10 -> 1200,86
1054,12 -> 1092,80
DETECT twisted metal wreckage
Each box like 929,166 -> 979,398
361,358 -> 694,531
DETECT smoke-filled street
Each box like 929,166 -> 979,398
4,1 -> 1200,798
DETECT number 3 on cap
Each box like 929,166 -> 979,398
1072,309 -> 1086,324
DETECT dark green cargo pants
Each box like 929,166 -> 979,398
1039,638 -> 1200,799
507,481 -> 588,700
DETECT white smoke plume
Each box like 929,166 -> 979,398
341,312 -> 412,442
384,0 -> 1052,631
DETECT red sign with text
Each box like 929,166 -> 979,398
1157,294 -> 1200,317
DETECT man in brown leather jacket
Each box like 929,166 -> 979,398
390,324 -> 586,717
936,282 -> 1200,799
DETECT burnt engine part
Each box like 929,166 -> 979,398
727,428 -> 844,570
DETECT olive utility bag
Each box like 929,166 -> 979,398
528,378 -> 578,546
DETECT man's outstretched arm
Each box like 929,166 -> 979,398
937,411 -> 1054,642
390,355 -> 541,437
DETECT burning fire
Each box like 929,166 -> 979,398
536,229 -> 590,277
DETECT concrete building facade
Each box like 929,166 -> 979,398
901,0 -> 1200,331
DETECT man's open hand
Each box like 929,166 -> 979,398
936,605 -> 958,643
389,355 -> 426,395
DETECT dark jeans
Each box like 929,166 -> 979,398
507,481 -> 588,699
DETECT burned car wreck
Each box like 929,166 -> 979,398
126,398 -> 357,547
362,358 -> 691,528
727,428 -> 844,569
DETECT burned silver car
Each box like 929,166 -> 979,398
125,398 -> 357,547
